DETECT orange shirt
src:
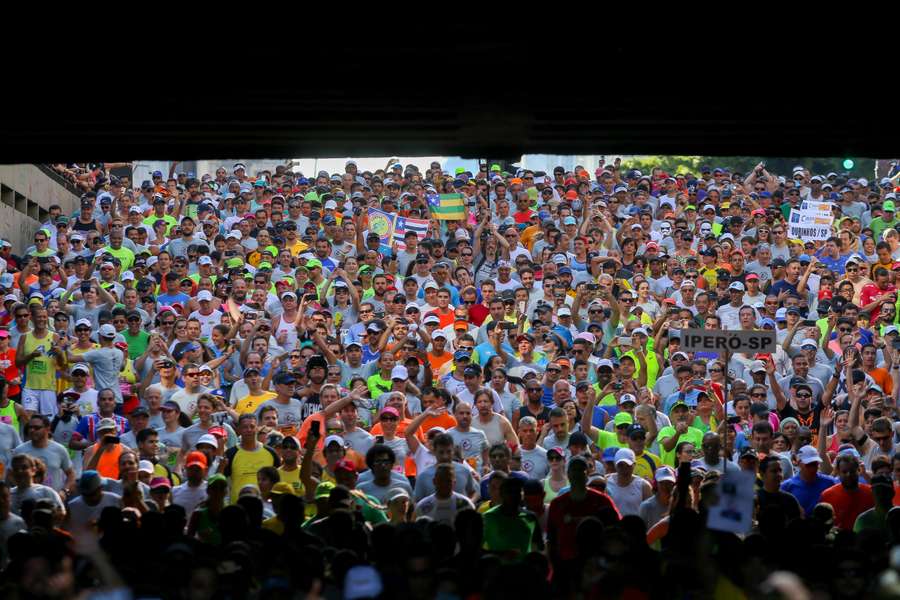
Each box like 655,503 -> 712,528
867,368 -> 893,395
369,418 -> 412,438
428,351 -> 452,374
419,413 -> 457,436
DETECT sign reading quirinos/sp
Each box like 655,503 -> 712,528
680,329 -> 777,354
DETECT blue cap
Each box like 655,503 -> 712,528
558,267 -> 572,275
538,211 -> 550,220
759,191 -> 772,198
297,178 -> 309,185
798,255 -> 811,263
152,170 -> 163,178
453,349 -> 471,361
700,165 -> 711,173
452,179 -> 466,188
760,318 -> 777,329
602,447 -> 618,462
627,206 -> 641,215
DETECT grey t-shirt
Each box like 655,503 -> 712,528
341,428 -> 376,457
11,484 -> 64,515
413,462 -> 478,502
357,478 -> 413,504
67,303 -> 106,332
80,347 -> 125,404
519,446 -> 549,480
447,428 -> 489,470
0,423 -> 22,472
255,398 -> 304,431
12,441 -> 73,492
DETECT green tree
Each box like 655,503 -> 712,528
625,156 -> 877,179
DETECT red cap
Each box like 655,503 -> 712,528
730,249 -> 745,257
334,459 -> 356,474
564,190 -> 578,200
564,178 -> 577,186
745,273 -> 759,281
185,451 -> 208,469
818,289 -> 833,300
208,426 -> 227,438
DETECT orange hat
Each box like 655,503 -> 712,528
185,451 -> 208,469
565,190 -> 579,200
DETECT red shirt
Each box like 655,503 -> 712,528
468,303 -> 489,326
860,283 -> 896,325
513,210 -> 535,225
548,489 -> 621,561
0,349 -> 20,397
820,483 -> 874,530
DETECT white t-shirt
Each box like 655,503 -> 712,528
171,482 -> 207,515
414,492 -> 475,524
188,310 -> 222,340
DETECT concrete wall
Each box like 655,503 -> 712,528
0,165 -> 80,250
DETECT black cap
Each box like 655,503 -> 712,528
627,424 -> 646,438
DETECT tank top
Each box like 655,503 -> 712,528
543,476 -> 566,502
0,401 -> 18,431
274,312 -> 299,351
472,414 -> 504,446
90,441 -> 123,479
22,332 -> 56,390
607,474 -> 645,516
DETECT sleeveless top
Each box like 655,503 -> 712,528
274,312 -> 299,351
472,413 -> 504,446
0,402 -> 19,431
607,474 -> 645,516
543,476 -> 566,502
22,332 -> 55,390
90,441 -> 123,479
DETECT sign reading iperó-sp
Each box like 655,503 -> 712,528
680,329 -> 777,354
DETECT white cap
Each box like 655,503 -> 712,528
558,307 -> 572,317
146,256 -> 158,267
799,338 -> 818,348
138,460 -> 155,474
423,280 -> 439,290
432,330 -> 447,340
797,445 -> 822,464
197,290 -> 213,302
701,204 -> 716,212
597,359 -> 614,370
728,282 -> 745,292
775,307 -> 787,320
198,256 -> 213,266
324,435 -> 344,448
454,228 -> 470,241
619,393 -> 637,405
423,314 -> 440,325
885,326 -> 899,336
390,365 -> 409,380
632,327 -> 649,336
196,434 -> 218,448
227,230 -> 242,240
405,303 -> 421,312
672,351 -> 689,360
749,360 -> 766,374
75,318 -> 92,329
120,271 -> 135,281
655,466 -> 676,483
324,200 -> 338,210
70,363 -> 90,375
614,448 -> 636,465
98,324 -> 117,338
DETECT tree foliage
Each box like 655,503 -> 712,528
626,156 -> 877,179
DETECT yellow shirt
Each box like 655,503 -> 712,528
286,240 -> 310,256
278,465 -> 305,497
234,391 -> 276,415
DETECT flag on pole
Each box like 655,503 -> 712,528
427,193 -> 466,220
367,208 -> 396,245
392,216 -> 430,250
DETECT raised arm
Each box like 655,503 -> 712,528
766,357 -> 788,411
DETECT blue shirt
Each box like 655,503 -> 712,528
815,251 -> 848,276
157,292 -> 191,308
780,473 -> 837,518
